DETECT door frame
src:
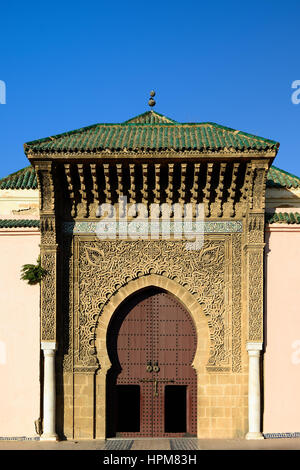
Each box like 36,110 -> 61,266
106,287 -> 198,438
94,274 -> 210,439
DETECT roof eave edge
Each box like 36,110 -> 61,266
26,150 -> 278,162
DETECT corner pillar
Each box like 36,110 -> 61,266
40,342 -> 58,441
245,342 -> 264,440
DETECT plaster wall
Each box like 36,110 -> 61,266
0,189 -> 39,217
0,230 -> 40,437
264,226 -> 300,433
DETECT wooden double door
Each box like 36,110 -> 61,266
106,288 -> 197,437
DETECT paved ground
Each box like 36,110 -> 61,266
0,438 -> 300,450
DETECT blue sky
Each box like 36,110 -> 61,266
0,0 -> 300,178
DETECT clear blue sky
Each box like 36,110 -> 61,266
1,0 -> 300,178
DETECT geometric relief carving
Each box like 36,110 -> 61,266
248,249 -> 263,341
40,217 -> 56,245
41,251 -> 56,341
248,213 -> 265,244
232,233 -> 242,372
62,239 -> 73,372
36,169 -> 55,213
251,167 -> 267,211
246,209 -> 265,342
65,235 -> 242,373
37,164 -> 58,343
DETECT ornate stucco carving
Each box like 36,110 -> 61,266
232,233 -> 242,372
246,211 -> 265,342
35,164 -> 55,213
41,251 -> 57,341
247,249 -> 264,341
40,217 -> 56,245
35,161 -> 58,343
251,163 -> 269,211
62,235 -> 242,373
244,161 -> 269,343
247,213 -> 265,244
62,238 -> 74,371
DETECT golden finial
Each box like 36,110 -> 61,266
148,90 -> 156,107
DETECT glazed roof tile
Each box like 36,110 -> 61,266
0,219 -> 40,228
266,212 -> 300,224
266,165 -> 300,189
0,166 -> 37,189
23,111 -> 279,154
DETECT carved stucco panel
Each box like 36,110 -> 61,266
248,213 -> 265,244
36,168 -> 55,213
232,233 -> 242,372
41,251 -> 56,341
62,238 -> 74,372
64,235 -> 242,373
248,249 -> 264,341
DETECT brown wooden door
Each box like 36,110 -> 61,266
106,288 -> 197,437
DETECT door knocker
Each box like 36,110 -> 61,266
146,361 -> 153,372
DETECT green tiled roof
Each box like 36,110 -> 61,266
266,212 -> 300,224
0,166 -> 37,189
1,164 -> 299,190
24,111 -> 279,154
266,166 -> 300,189
0,219 -> 40,228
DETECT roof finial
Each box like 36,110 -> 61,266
148,90 -> 156,107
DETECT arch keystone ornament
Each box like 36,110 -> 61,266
24,109 -> 279,440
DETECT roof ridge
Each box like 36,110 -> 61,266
123,110 -> 177,124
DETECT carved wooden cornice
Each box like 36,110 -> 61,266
28,157 -> 275,220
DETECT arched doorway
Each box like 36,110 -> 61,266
106,287 -> 197,438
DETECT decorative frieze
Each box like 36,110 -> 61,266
62,220 -> 243,235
